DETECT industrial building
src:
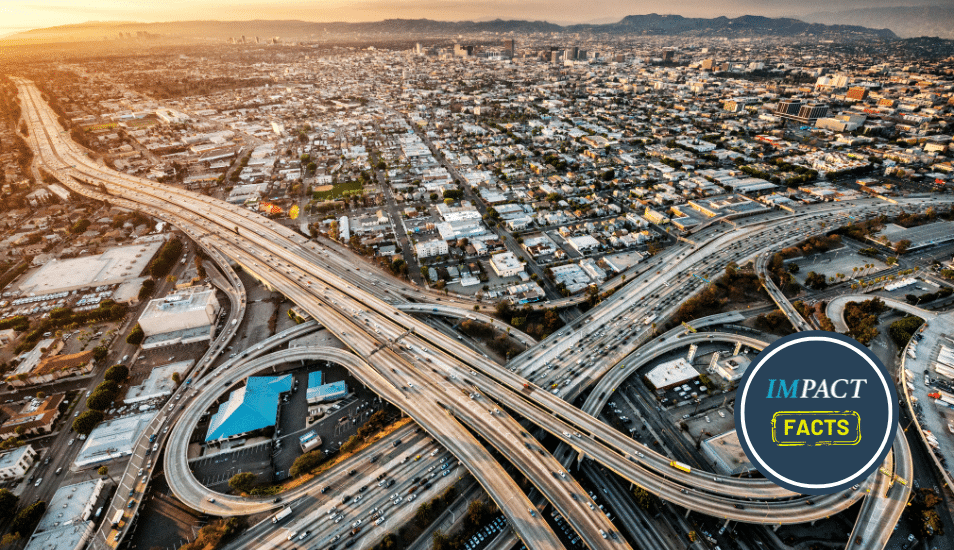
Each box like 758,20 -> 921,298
138,286 -> 221,349
123,361 -> 191,404
206,374 -> 292,442
305,370 -> 349,404
16,242 -> 164,296
0,444 -> 37,481
701,431 -> 756,476
489,252 -> 525,278
73,412 -> 155,469
710,354 -> 751,384
872,221 -> 954,252
23,479 -> 106,550
644,358 -> 699,391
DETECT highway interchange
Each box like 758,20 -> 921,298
14,77 -> 947,550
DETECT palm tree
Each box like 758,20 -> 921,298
97,465 -> 116,485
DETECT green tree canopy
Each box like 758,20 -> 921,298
73,410 -> 104,434
228,472 -> 257,493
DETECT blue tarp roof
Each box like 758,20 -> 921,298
206,374 -> 292,441
307,380 -> 348,403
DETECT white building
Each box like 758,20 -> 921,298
0,445 -> 37,480
338,216 -> 350,241
490,252 -> 525,278
566,235 -> 600,254
17,242 -> 165,295
23,479 -> 105,550
415,239 -> 448,259
138,286 -> 220,337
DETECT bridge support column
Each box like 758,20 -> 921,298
773,524 -> 780,532
684,509 -> 691,519
733,341 -> 742,355
687,344 -> 698,363
709,352 -> 721,372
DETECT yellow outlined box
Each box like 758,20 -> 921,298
771,411 -> 861,447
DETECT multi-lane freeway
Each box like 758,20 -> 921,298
15,77 -> 937,550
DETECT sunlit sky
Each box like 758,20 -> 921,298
0,0 -> 936,37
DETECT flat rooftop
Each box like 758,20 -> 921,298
17,242 -> 163,296
74,411 -> 156,468
124,361 -> 192,404
0,445 -> 34,470
33,479 -> 105,533
24,479 -> 105,550
644,357 -> 699,390
139,286 -> 217,320
701,430 -> 755,476
876,221 -> 954,250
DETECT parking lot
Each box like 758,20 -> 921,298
191,442 -> 274,488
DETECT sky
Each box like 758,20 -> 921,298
0,0 -> 939,37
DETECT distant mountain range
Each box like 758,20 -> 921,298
802,4 -> 954,39
2,14 -> 898,45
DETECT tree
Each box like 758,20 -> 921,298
228,472 -> 257,493
104,364 -> 129,382
73,410 -> 104,434
10,501 -> 46,540
35,391 -> 45,400
138,278 -> 156,301
97,465 -> 116,483
172,372 -> 181,385
86,390 -> 114,411
804,271 -> 828,290
895,239 -> 911,255
0,489 -> 18,522
126,324 -> 145,345
91,346 -> 108,362
290,450 -> 324,477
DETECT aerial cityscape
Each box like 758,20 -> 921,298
0,2 -> 953,550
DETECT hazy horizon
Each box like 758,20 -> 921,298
2,0 -> 944,38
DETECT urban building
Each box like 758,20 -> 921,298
710,354 -> 751,383
206,375 -> 292,442
0,444 -> 37,480
415,239 -> 448,259
137,286 -> 221,349
23,479 -> 106,550
73,412 -> 155,468
489,252 -> 525,278
0,395 -> 65,439
701,431 -> 755,476
16,242 -> 164,296
644,358 -> 699,391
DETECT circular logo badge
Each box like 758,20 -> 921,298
735,331 -> 898,495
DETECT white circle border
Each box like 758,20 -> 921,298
738,335 -> 894,490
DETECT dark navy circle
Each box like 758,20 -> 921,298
735,331 -> 898,495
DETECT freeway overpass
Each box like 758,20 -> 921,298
15,79 -> 923,549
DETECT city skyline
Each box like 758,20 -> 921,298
1,0 -> 944,38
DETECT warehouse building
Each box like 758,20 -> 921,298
138,286 -> 221,349
644,358 -> 699,391
206,375 -> 292,442
73,412 -> 155,469
701,431 -> 756,476
489,252 -> 525,278
16,242 -> 164,296
24,479 -> 105,550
